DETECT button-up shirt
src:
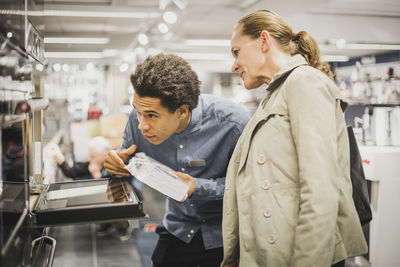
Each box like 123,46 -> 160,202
121,94 -> 250,249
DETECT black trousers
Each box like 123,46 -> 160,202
151,225 -> 223,267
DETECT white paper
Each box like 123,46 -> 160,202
46,184 -> 107,200
125,153 -> 189,202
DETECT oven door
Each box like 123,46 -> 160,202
30,178 -> 145,227
0,183 -> 30,267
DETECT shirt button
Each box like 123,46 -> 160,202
257,154 -> 266,165
262,180 -> 270,190
202,219 -> 206,223
268,235 -> 276,244
190,204 -> 194,207
181,168 -> 185,172
179,144 -> 184,149
190,229 -> 194,234
187,234 -> 191,238
263,208 -> 272,218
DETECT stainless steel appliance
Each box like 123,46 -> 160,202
1,2 -> 146,266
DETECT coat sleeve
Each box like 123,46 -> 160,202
284,69 -> 340,267
221,139 -> 243,266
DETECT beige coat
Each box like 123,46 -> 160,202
222,55 -> 368,267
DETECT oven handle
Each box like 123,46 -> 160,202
31,235 -> 57,267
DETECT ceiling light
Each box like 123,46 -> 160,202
159,0 -> 170,10
62,64 -> 70,72
44,37 -> 109,44
119,63 -> 129,72
172,0 -> 186,10
184,39 -> 230,47
53,63 -> 61,72
44,52 -> 103,59
158,23 -> 169,34
86,62 -> 95,71
42,10 -> 159,18
344,43 -> 400,50
321,55 -> 349,62
138,33 -> 149,46
35,64 -> 44,71
163,11 -> 177,24
102,49 -> 119,57
176,52 -> 231,61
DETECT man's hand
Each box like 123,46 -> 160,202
88,162 -> 102,179
174,172 -> 196,198
47,142 -> 65,165
104,145 -> 136,176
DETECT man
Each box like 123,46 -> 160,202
49,136 -> 111,180
104,53 -> 249,267
48,136 -> 135,241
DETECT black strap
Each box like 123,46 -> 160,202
266,65 -> 305,93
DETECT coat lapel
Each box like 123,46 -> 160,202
236,90 -> 279,174
235,55 -> 308,175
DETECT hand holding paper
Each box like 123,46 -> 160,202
104,145 -> 136,176
125,153 -> 189,202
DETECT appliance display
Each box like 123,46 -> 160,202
359,145 -> 400,267
31,178 -> 145,226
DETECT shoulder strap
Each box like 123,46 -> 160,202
266,65 -> 305,93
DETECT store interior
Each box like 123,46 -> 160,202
1,0 -> 400,266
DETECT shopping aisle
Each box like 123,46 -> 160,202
51,184 -> 166,267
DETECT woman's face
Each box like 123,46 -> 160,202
231,28 -> 267,89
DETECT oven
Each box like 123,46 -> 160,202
0,117 -> 31,267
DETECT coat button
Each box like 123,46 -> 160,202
268,235 -> 276,244
263,208 -> 272,218
262,180 -> 270,190
257,154 -> 266,164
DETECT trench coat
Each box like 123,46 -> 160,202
221,55 -> 368,267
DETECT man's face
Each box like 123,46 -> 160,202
132,93 -> 189,145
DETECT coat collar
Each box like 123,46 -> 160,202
266,54 -> 308,92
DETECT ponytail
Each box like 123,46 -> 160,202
292,31 -> 333,80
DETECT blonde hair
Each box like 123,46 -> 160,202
236,10 -> 333,80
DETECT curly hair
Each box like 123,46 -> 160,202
130,53 -> 201,113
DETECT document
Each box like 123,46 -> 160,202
125,153 -> 189,202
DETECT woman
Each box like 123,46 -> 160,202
221,10 -> 368,267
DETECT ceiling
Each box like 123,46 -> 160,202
41,0 -> 400,71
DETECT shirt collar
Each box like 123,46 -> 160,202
174,97 -> 203,137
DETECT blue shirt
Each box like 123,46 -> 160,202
121,94 -> 250,249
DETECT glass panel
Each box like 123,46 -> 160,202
35,179 -> 138,211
